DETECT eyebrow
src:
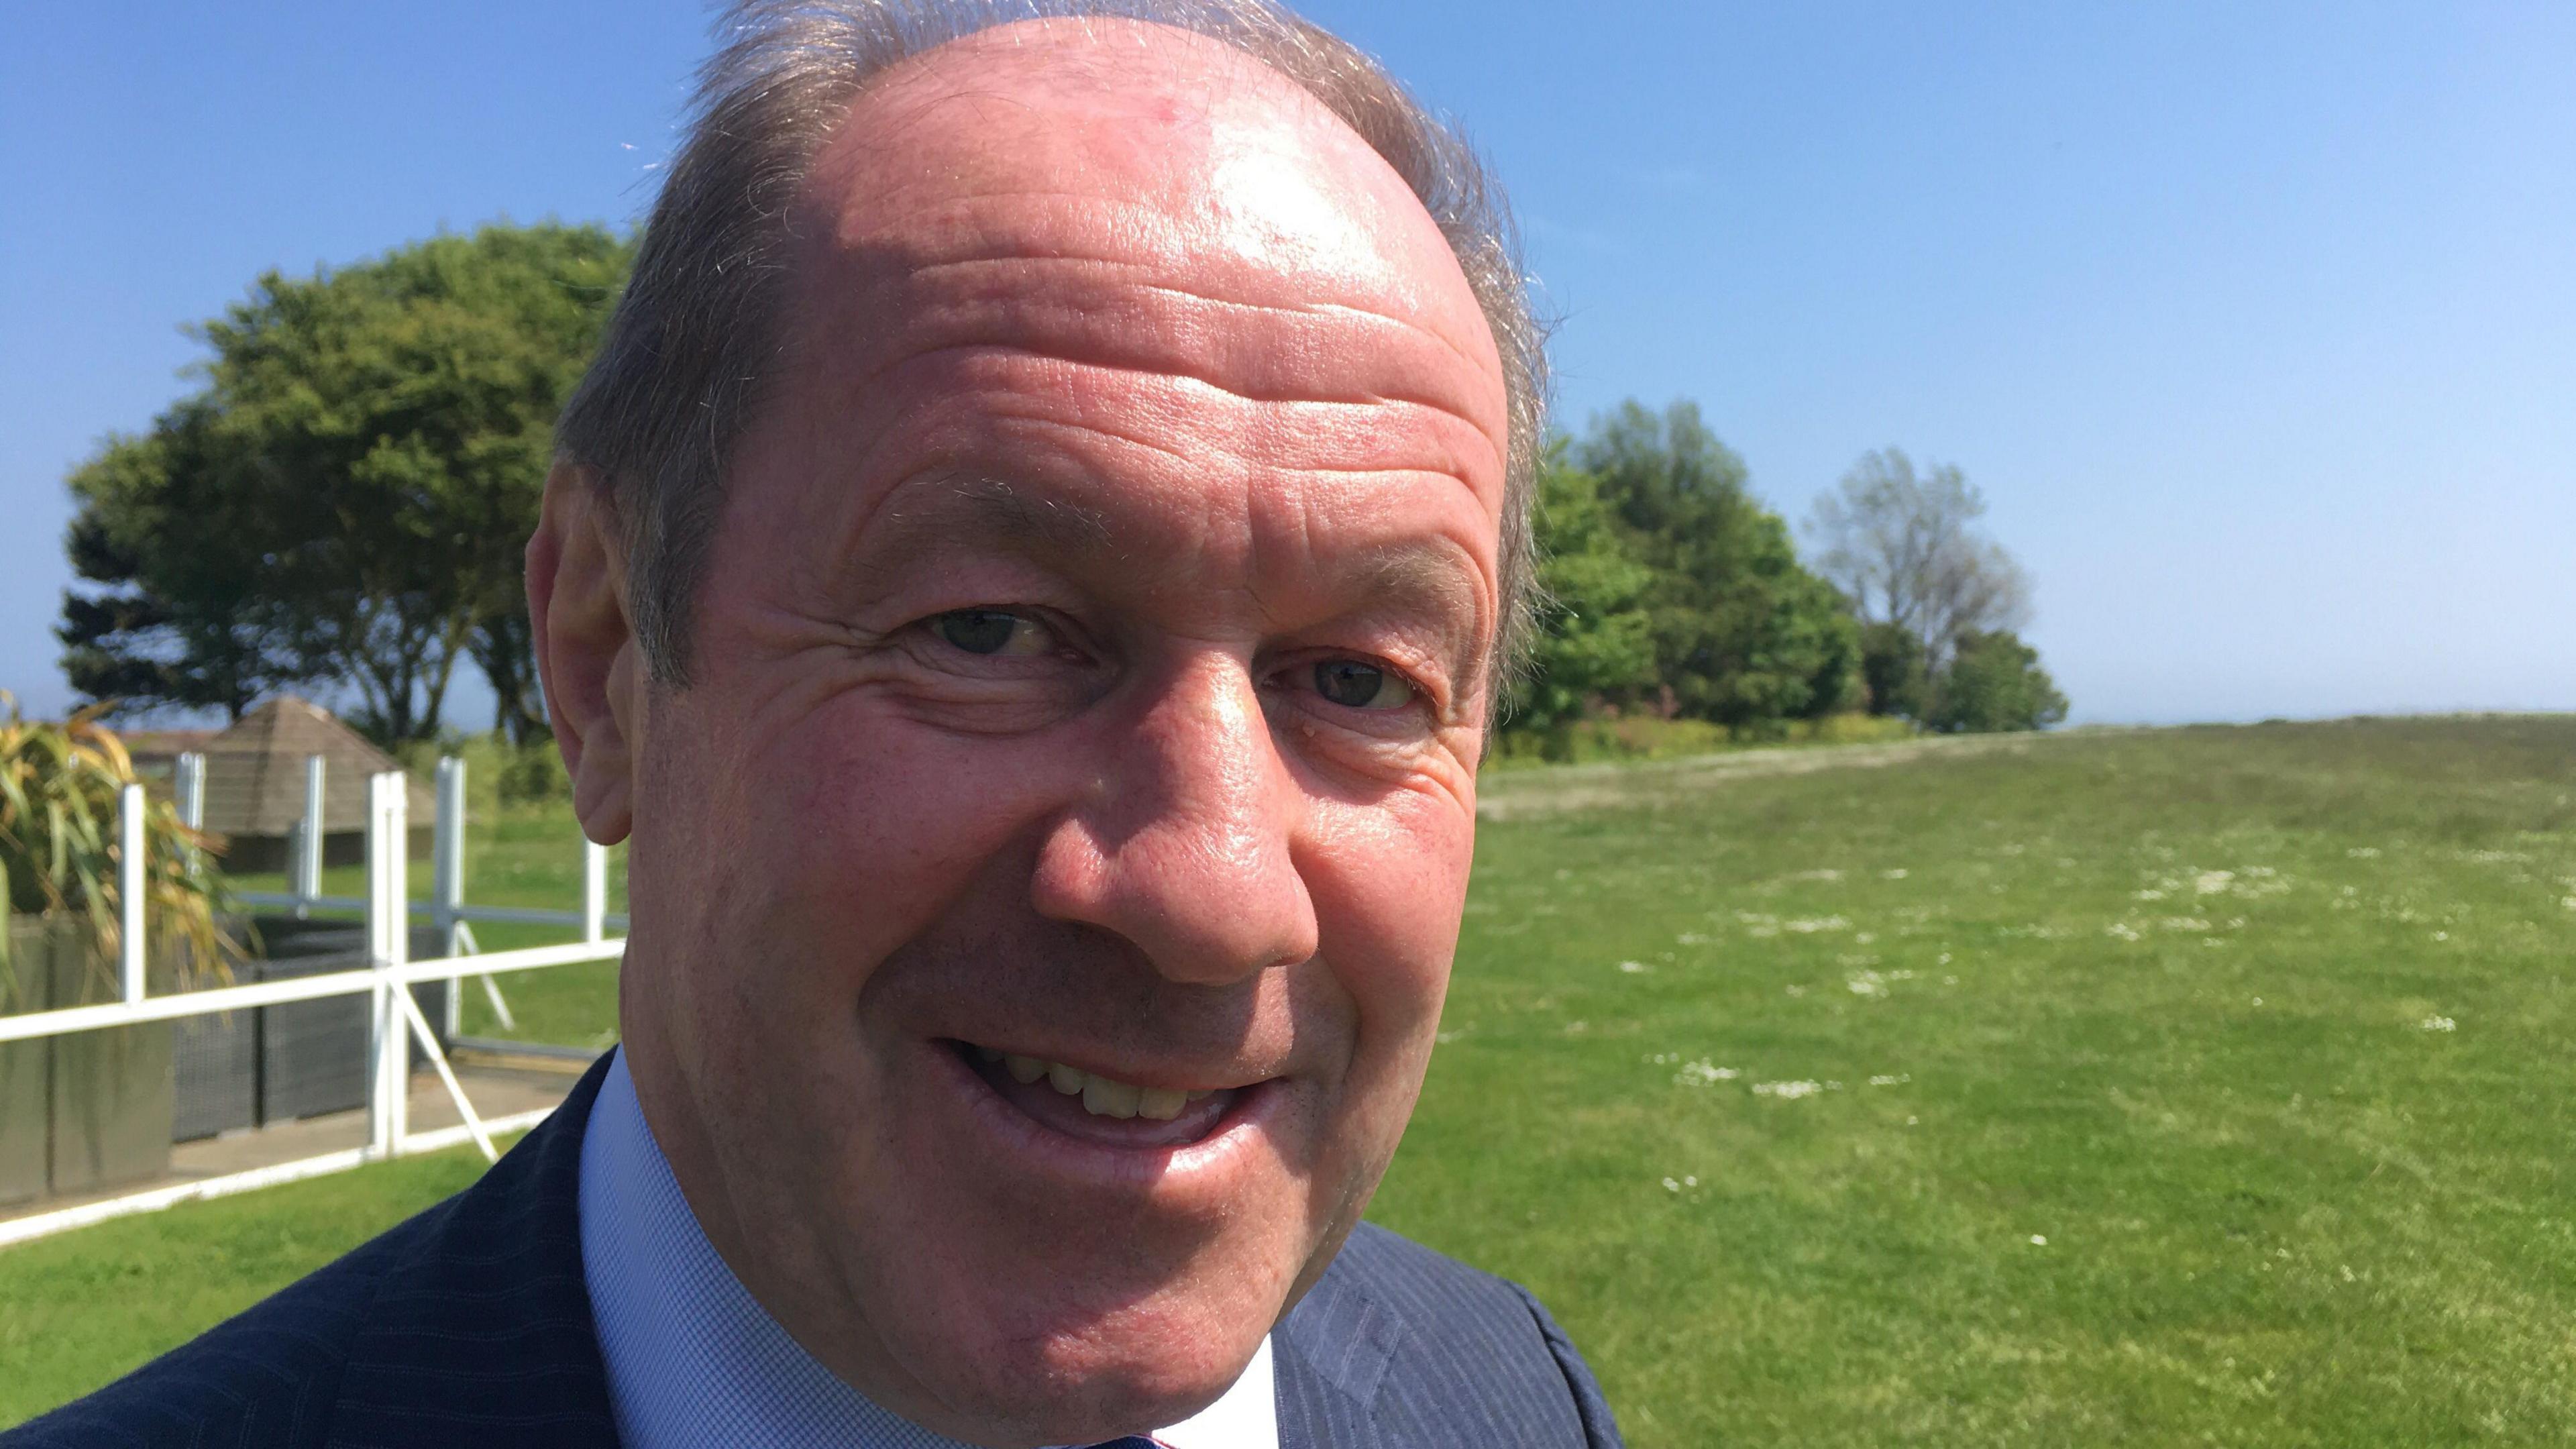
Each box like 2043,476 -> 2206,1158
861,475 -> 1118,565
854,472 -> 1493,681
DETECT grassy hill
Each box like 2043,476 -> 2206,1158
5,716 -> 2571,1441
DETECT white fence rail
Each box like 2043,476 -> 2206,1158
0,753 -> 623,1247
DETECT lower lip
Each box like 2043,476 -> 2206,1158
931,1042 -> 1279,1189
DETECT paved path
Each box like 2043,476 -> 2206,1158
0,1055 -> 591,1232
1474,729 -> 2104,822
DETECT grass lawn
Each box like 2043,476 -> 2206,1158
0,1144 -> 501,1426
5,716 -> 2571,1440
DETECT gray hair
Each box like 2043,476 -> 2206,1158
556,0 -> 1547,708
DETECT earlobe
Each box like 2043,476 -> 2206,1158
527,461 -> 639,847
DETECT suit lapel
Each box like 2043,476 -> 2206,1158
323,1057 -> 621,1448
1273,1242 -> 1406,1449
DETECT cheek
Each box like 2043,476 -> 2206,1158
1302,790 -> 1472,1042
641,686 -> 1097,1011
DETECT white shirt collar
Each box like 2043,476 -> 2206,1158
578,1048 -> 1277,1449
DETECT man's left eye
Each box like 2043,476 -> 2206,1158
1311,659 -> 1416,711
930,609 -> 1053,657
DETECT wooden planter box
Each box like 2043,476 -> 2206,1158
0,927 -> 48,1207
0,915 -> 174,1203
239,917 -> 449,1126
0,915 -> 457,1203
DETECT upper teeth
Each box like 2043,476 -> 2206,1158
975,1046 -> 1210,1122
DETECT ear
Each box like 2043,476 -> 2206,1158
527,461 -> 640,847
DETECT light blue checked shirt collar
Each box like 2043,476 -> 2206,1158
579,1048 -> 1278,1449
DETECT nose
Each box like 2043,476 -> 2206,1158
1029,653 -> 1319,985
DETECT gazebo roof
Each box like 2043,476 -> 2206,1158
196,697 -> 435,838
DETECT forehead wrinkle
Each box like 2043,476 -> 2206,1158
808,226 -> 1503,429
880,352 -> 1497,483
814,179 -> 1505,405
882,243 -> 1507,407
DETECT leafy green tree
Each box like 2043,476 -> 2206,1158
60,409 -> 321,720
1858,620 -> 1929,720
1925,629 -> 2069,733
59,221 -> 633,740
1574,400 -> 1860,729
1508,446 -> 1659,743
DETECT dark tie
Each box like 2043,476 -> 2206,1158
1086,1440 -> 1161,1448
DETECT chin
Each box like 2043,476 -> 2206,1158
897,1291 -> 1267,1446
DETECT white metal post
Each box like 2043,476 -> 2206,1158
582,839 -> 608,944
297,754 -> 327,917
174,751 -> 207,830
119,784 -> 147,1005
433,757 -> 466,1037
366,771 -> 411,1156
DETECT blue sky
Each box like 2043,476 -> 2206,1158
4,1 -> 2569,728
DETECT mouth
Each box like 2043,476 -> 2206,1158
945,1039 -> 1256,1151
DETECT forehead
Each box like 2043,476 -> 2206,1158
782,17 -> 1510,472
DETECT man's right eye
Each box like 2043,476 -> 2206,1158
930,608 -> 1051,657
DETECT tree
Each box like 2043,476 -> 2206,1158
1857,620 -> 1928,720
59,410 -> 322,720
1924,629 -> 2068,733
1508,444 -> 1659,741
1807,447 -> 2031,682
1575,400 -> 1860,729
58,221 -> 634,740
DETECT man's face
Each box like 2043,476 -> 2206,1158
600,22 -> 1507,1446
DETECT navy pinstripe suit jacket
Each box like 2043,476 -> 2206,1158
6,1059 -> 1622,1448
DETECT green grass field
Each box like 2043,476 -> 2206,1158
5,716 -> 2572,1440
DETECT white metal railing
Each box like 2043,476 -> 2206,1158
0,755 -> 623,1247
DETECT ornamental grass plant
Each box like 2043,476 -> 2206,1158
0,693 -> 239,989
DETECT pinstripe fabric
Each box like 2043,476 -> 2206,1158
1274,1224 -> 1625,1448
4,1052 -> 1620,1448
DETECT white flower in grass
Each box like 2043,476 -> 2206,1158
1672,1060 -> 1737,1087
1752,1079 -> 1823,1099
2420,1015 -> 2457,1032
2029,1234 -> 2048,1246
1617,959 -> 1648,974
